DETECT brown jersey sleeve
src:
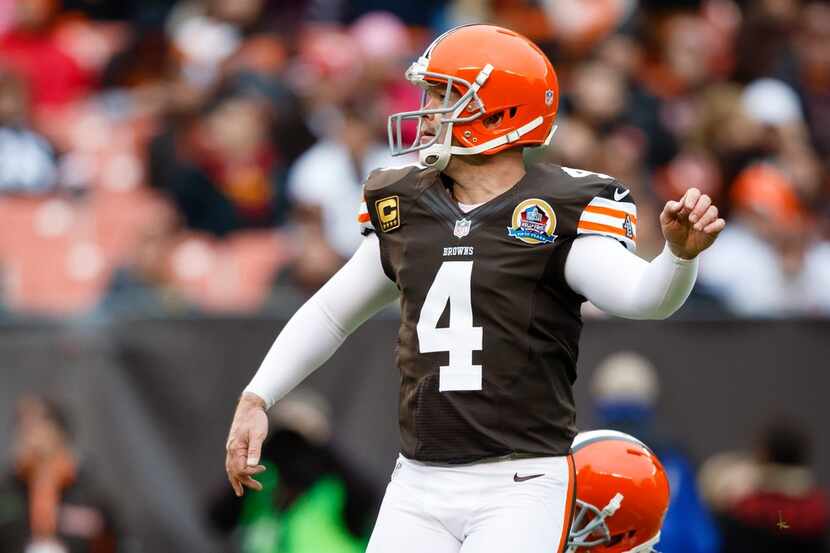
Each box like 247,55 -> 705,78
575,181 -> 638,252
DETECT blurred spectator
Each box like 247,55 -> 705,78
99,26 -> 174,93
347,12 -> 421,143
639,10 -> 728,102
205,0 -> 272,35
0,0 -> 826,316
167,1 -> 243,90
742,78 -> 803,130
287,101 -> 408,287
0,395 -> 120,553
698,163 -> 830,316
793,2 -> 830,158
94,204 -> 195,317
541,0 -> 634,53
0,0 -> 92,112
148,75 -> 294,237
0,69 -> 58,193
314,0 -> 445,27
732,0 -> 800,84
686,82 -> 764,190
590,351 -> 720,553
209,388 -> 379,553
565,58 -> 677,174
700,420 -> 829,553
292,25 -> 368,139
275,13 -> 416,290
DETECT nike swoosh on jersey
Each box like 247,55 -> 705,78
513,472 -> 545,482
613,188 -> 630,201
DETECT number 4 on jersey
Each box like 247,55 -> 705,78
417,261 -> 483,392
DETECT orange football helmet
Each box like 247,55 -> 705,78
566,430 -> 671,553
388,24 -> 560,170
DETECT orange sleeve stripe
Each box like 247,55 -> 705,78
357,213 -> 371,223
584,205 -> 637,224
578,220 -> 636,240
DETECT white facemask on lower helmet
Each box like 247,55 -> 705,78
566,494 -> 661,553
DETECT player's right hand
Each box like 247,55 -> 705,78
225,392 -> 269,497
660,187 -> 726,259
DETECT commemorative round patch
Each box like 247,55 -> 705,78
507,198 -> 557,244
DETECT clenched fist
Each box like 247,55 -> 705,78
660,188 -> 726,259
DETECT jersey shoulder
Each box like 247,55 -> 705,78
358,163 -> 429,235
526,162 -> 638,252
526,162 -> 627,204
363,164 -> 429,195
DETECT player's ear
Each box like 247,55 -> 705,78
482,111 -> 504,129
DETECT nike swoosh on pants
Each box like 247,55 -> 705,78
513,472 -> 545,482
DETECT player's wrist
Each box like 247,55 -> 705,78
664,241 -> 697,262
239,391 -> 268,411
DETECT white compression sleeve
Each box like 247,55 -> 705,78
245,233 -> 399,408
564,235 -> 699,320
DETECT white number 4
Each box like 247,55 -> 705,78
417,261 -> 483,392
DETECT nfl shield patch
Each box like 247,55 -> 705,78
454,218 -> 471,238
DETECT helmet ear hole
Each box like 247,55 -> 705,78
607,533 -> 625,546
481,107 -> 519,130
482,112 -> 503,128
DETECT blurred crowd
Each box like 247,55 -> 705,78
5,353 -> 827,553
1,395 -> 119,553
0,0 -> 828,319
589,351 -> 829,553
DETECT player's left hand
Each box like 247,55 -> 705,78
660,188 -> 726,259
225,393 -> 268,497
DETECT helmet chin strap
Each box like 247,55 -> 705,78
421,114 -> 550,171
449,116 -> 545,156
419,125 -> 454,171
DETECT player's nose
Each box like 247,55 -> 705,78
421,114 -> 439,136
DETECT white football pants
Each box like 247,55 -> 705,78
366,453 -> 575,553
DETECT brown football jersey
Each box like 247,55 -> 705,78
358,161 -> 637,464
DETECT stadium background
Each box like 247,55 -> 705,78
0,0 -> 828,552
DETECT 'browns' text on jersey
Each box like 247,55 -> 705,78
358,162 -> 637,464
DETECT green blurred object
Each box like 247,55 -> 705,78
240,462 -> 281,553
239,463 -> 367,553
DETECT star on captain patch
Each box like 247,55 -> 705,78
454,218 -> 471,238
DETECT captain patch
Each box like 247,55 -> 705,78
375,195 -> 401,232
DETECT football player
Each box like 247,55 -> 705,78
566,430 -> 670,553
225,24 -> 724,553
